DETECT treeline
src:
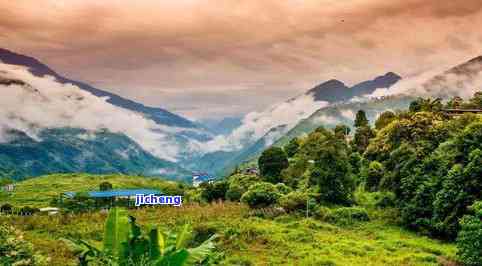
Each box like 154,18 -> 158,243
197,92 -> 482,265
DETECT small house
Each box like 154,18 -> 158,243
192,173 -> 215,187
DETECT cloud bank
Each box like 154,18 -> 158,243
200,94 -> 329,152
0,64 -> 182,161
1,0 -> 481,118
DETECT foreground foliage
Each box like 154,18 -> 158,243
0,202 -> 457,266
64,207 -> 216,265
0,223 -> 49,265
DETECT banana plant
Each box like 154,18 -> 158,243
64,207 -> 216,266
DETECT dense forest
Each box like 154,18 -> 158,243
198,92 -> 482,265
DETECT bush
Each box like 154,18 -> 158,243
99,181 -> 113,191
201,181 -> 229,202
326,207 -> 370,226
0,224 -> 49,265
241,182 -> 281,208
374,192 -> 396,208
225,183 -> 245,201
456,201 -> 482,266
313,206 -> 332,221
365,161 -> 384,191
274,183 -> 292,195
226,174 -> 260,201
278,191 -> 308,212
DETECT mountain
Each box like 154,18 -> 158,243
307,72 -> 401,102
206,72 -> 402,175
0,48 -> 209,136
0,49 -> 203,181
274,55 -> 482,149
201,117 -> 243,136
0,128 -> 190,181
420,55 -> 482,98
274,95 -> 415,147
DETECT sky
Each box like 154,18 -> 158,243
1,0 -> 482,120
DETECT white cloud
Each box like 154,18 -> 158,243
339,109 -> 355,120
0,63 -> 182,161
200,94 -> 329,152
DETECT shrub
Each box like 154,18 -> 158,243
0,224 -> 49,265
278,191 -> 308,212
99,181 -> 113,191
326,207 -> 370,226
274,183 -> 292,195
365,161 -> 384,191
241,182 -> 281,208
225,183 -> 244,201
225,174 -> 260,201
456,201 -> 482,266
313,206 -> 332,221
374,192 -> 396,208
64,207 -> 217,265
201,181 -> 229,202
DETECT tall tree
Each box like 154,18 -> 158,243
354,110 -> 369,128
284,137 -> 300,158
258,147 -> 289,183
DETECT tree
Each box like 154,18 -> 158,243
352,126 -> 375,154
456,201 -> 482,266
241,182 -> 281,208
308,134 -> 354,205
200,181 -> 228,202
99,182 -> 113,191
258,147 -> 289,183
334,124 -> 351,140
365,161 -> 384,191
284,137 -> 300,158
354,110 -> 369,127
375,111 -> 396,130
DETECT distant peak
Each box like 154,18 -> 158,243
383,72 -> 401,79
320,79 -> 346,87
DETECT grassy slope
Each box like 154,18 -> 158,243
1,203 -> 456,266
0,175 -> 457,265
0,173 -> 183,208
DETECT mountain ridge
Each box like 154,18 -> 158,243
0,48 -> 202,130
307,72 -> 401,102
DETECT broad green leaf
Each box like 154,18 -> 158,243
175,224 -> 192,250
158,249 -> 189,266
103,207 -> 130,258
185,235 -> 217,265
149,227 -> 165,260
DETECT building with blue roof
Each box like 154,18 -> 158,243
62,188 -> 162,208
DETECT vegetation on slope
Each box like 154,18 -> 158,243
0,173 -> 185,208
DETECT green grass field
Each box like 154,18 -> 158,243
0,175 -> 457,266
0,173 -> 184,208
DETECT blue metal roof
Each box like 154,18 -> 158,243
64,189 -> 162,198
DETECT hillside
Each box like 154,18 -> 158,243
0,48 -> 205,132
0,173 -> 184,208
274,95 -> 415,147
0,128 -> 190,181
